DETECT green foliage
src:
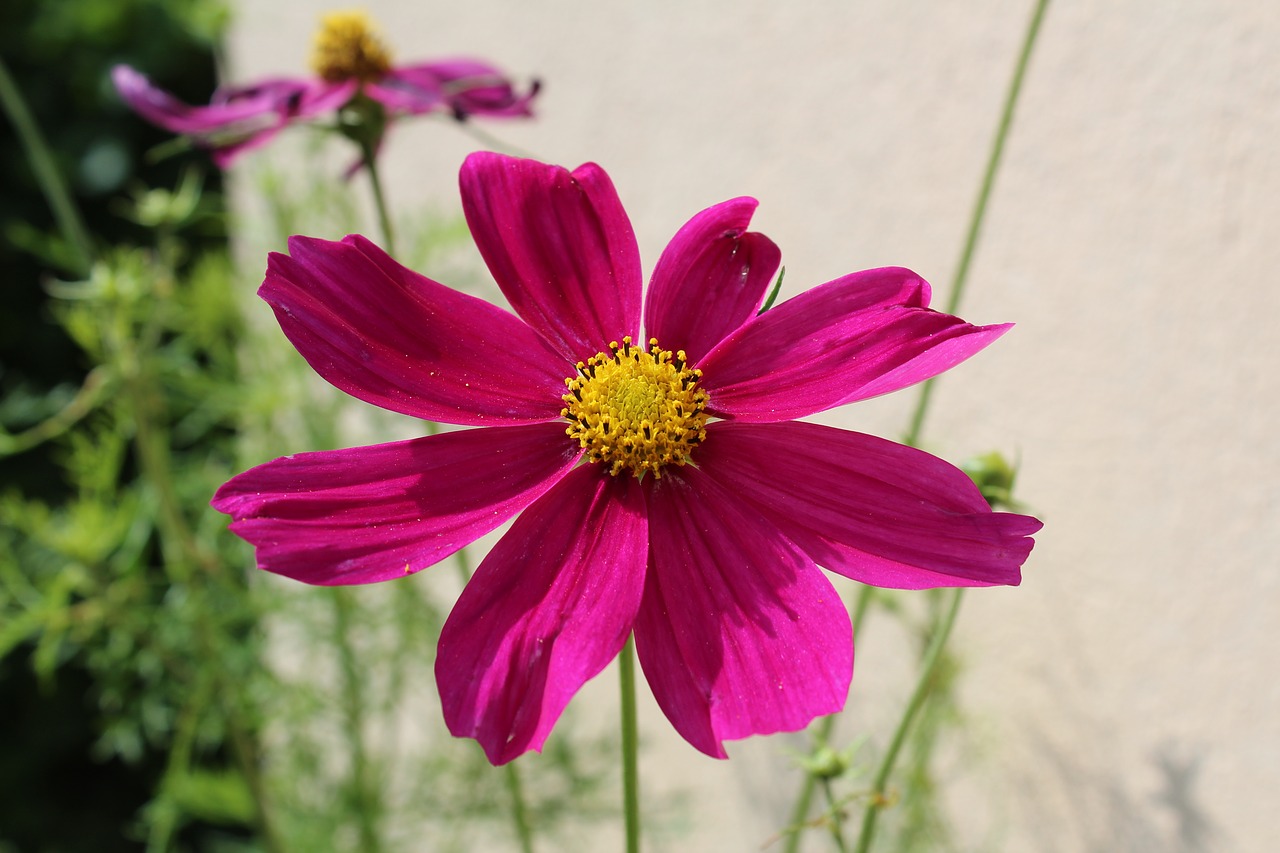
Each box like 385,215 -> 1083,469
1,123 -> 627,848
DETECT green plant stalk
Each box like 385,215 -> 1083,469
619,634 -> 641,853
783,586 -> 874,853
333,587 -> 384,853
821,777 -> 850,853
505,759 -> 536,853
448,546 -> 535,851
147,672 -> 215,853
847,4 -> 1051,851
0,56 -> 94,274
0,367 -> 113,457
853,589 -> 963,853
904,0 -> 1051,449
360,139 -> 397,256
112,270 -> 284,853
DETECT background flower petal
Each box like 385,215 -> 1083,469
436,466 -> 648,765
261,234 -> 570,425
373,60 -> 538,117
697,421 -> 1042,588
461,152 -> 641,362
211,423 -> 579,585
112,65 -> 281,135
634,468 -> 852,759
643,197 -> 782,365
698,267 -> 1009,421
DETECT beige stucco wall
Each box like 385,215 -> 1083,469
232,1 -> 1279,850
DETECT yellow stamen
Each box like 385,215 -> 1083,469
562,337 -> 709,479
311,10 -> 393,83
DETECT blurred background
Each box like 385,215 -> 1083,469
3,0 -> 1276,851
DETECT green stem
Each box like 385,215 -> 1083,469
332,588 -> 383,853
452,544 -> 472,586
903,0 -> 1051,448
0,367 -> 112,457
820,777 -> 850,853
118,322 -> 284,853
448,545 -> 536,851
0,55 -> 94,274
505,760 -> 536,853
360,140 -> 397,256
619,634 -> 641,853
853,589 -> 963,853
783,587 -> 875,853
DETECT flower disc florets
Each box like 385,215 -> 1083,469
311,11 -> 393,83
562,337 -> 709,479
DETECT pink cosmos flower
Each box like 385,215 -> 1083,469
112,11 -> 537,168
212,152 -> 1042,764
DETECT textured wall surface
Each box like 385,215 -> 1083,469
232,1 -> 1279,850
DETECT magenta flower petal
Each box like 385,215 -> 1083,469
113,67 -> 361,166
211,423 -> 579,585
697,420 -> 1042,588
374,60 -> 538,117
643,198 -> 782,365
699,267 -> 1010,421
634,468 -> 852,758
460,152 -> 642,362
436,466 -> 648,765
261,234 -> 571,425
112,65 -> 281,136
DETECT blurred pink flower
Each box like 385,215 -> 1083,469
113,11 -> 537,167
212,153 -> 1042,764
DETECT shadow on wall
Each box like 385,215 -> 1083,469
1017,733 -> 1223,853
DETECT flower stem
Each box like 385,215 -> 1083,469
783,586 -> 874,853
505,759 -> 536,853
0,55 -> 94,274
904,0 -> 1051,448
619,634 -> 641,853
853,589 -> 963,853
332,587 -> 384,853
457,544 -> 536,853
821,777 -> 850,853
359,140 -> 397,256
112,287 -> 283,853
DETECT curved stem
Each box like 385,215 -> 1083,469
821,777 -> 850,853
505,760 -> 536,853
619,634 -> 641,853
449,546 -> 535,852
360,140 -> 397,256
904,0 -> 1052,448
783,586 -> 875,853
0,367 -> 112,457
853,589 -> 963,853
0,56 -> 94,274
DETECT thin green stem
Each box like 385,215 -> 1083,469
332,588 -> 383,853
0,367 -> 112,457
853,589 -> 964,853
783,587 -> 875,853
820,777 -> 850,853
448,545 -> 534,852
619,634 -> 641,853
452,544 -> 472,586
360,140 -> 397,256
0,55 -> 94,274
903,0 -> 1051,448
505,760 -> 536,853
115,307 -> 283,853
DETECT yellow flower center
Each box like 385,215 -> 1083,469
310,11 -> 393,83
562,337 -> 709,479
